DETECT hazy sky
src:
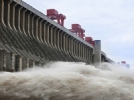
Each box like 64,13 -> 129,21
23,0 -> 134,67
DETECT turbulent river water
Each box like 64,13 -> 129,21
0,62 -> 134,100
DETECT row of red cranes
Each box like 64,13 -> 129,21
46,9 -> 95,46
47,9 -> 128,65
69,24 -> 95,46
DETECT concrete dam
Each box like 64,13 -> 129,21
1,1 -> 134,100
0,0 -> 113,72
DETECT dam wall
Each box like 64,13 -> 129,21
0,0 -> 112,72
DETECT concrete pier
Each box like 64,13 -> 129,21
93,40 -> 101,66
6,52 -> 15,71
22,58 -> 29,70
29,59 -> 35,68
0,50 -> 6,71
15,55 -> 22,71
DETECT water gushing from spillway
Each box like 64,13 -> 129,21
0,62 -> 134,100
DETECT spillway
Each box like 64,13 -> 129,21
0,62 -> 133,100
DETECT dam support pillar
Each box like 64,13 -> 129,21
22,58 -> 29,70
0,50 -> 6,71
93,40 -> 101,67
15,55 -> 22,72
29,59 -> 35,68
101,56 -> 106,62
6,53 -> 15,72
35,61 -> 41,67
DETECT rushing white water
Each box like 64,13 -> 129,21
0,62 -> 134,100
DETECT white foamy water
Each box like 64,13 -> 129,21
0,62 -> 134,100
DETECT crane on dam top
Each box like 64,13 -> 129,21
117,61 -> 130,69
47,9 -> 66,26
85,37 -> 95,46
69,24 -> 95,46
69,24 -> 85,40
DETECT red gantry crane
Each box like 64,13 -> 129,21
69,24 -> 85,39
47,9 -> 66,26
85,37 -> 95,46
117,61 -> 130,68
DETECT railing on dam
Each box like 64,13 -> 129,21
0,0 -> 112,72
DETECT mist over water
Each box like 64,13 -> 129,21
0,62 -> 134,100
